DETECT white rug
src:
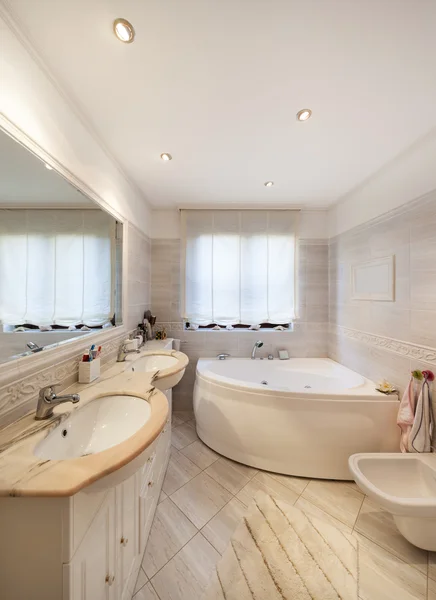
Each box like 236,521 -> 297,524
204,491 -> 359,599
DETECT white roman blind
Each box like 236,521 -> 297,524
0,209 -> 114,327
181,210 -> 299,326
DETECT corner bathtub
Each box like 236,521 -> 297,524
193,358 -> 400,480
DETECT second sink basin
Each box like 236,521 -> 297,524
34,394 -> 151,460
129,354 -> 179,373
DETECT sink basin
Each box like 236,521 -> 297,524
34,394 -> 151,460
126,351 -> 187,390
129,355 -> 179,373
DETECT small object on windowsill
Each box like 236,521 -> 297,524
376,379 -> 397,395
248,324 -> 261,330
278,350 -> 289,360
212,325 -> 221,330
186,323 -> 199,330
273,325 -> 286,331
226,324 -> 234,330
39,325 -> 52,331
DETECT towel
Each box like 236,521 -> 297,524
397,377 -> 417,453
409,379 -> 434,453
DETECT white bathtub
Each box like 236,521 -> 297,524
193,358 -> 400,480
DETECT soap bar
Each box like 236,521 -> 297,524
278,350 -> 289,360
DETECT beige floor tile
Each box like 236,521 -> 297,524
301,479 -> 364,528
162,449 -> 201,495
266,471 -> 310,495
134,582 -> 160,600
133,567 -> 148,594
201,497 -> 247,554
171,422 -> 199,450
429,576 -> 436,600
295,496 -> 353,534
172,410 -> 195,423
151,533 -> 220,600
171,472 -> 233,529
171,415 -> 185,428
218,455 -> 259,479
236,471 -> 300,508
205,457 -> 252,494
159,490 -> 167,503
142,498 -> 198,579
430,552 -> 436,581
356,533 -> 427,600
180,440 -> 220,470
355,497 -> 428,574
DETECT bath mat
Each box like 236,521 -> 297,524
204,491 -> 359,600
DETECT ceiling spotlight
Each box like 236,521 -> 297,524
296,108 -> 312,121
264,181 -> 274,187
45,163 -> 53,170
160,153 -> 172,161
113,18 -> 135,43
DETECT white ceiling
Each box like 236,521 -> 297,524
5,0 -> 436,208
0,130 -> 95,207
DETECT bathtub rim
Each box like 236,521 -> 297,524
196,357 -> 399,402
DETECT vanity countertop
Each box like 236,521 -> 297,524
0,348 -> 188,497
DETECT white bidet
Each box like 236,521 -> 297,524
349,452 -> 436,551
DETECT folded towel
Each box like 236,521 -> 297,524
397,377 -> 417,453
409,379 -> 434,453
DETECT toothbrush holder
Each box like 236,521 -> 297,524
79,358 -> 101,384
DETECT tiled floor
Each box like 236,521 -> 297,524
133,411 -> 436,600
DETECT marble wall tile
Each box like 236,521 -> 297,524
329,191 -> 436,398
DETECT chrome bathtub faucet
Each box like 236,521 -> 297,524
251,340 -> 263,359
217,354 -> 230,360
36,384 -> 80,420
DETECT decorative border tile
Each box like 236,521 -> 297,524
0,328 -> 128,428
334,325 -> 436,365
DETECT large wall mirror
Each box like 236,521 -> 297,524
0,129 -> 123,365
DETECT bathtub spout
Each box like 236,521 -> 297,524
251,340 -> 263,359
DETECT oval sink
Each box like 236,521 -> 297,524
33,394 -> 151,460
129,354 -> 179,373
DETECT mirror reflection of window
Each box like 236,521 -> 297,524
0,129 -> 123,364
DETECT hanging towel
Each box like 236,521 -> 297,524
409,379 -> 434,453
397,377 -> 417,453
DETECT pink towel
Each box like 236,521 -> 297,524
397,377 -> 417,453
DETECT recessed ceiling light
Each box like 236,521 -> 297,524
45,163 -> 53,170
113,18 -> 135,43
296,108 -> 312,121
264,181 -> 274,187
160,153 -> 172,161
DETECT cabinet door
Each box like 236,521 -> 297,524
116,474 -> 140,599
65,490 -> 116,600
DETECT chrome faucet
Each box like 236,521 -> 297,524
36,384 -> 80,420
117,342 -> 140,362
217,353 -> 230,360
251,340 -> 264,359
27,341 -> 42,353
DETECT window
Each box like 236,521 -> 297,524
0,209 -> 114,327
181,210 -> 299,326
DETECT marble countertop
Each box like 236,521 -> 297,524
0,348 -> 188,497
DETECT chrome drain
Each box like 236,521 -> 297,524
304,385 -> 312,389
261,380 -> 268,385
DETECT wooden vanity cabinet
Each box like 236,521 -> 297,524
0,407 -> 171,600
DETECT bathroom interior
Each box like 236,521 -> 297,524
0,1 -> 435,599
